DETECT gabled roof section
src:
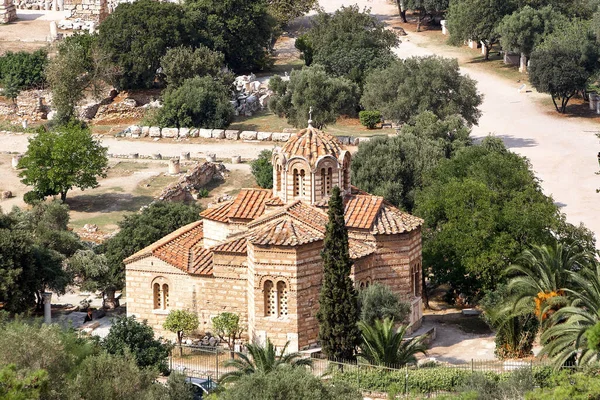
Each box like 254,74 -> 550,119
265,197 -> 284,207
200,200 -> 234,223
349,239 -> 376,260
212,237 -> 248,254
228,189 -> 273,220
345,195 -> 384,229
370,202 -> 423,235
249,217 -> 324,246
248,201 -> 328,233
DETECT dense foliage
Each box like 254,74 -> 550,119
358,319 -> 427,367
268,65 -> 358,128
316,187 -> 361,360
160,45 -> 230,88
361,56 -> 482,126
296,5 -> 397,84
0,50 -> 47,100
250,150 -> 273,189
218,366 -> 361,400
267,0 -> 318,26
358,110 -> 381,129
155,76 -> 234,128
163,309 -> 199,347
0,202 -> 81,313
18,123 -> 108,202
414,137 -> 559,298
357,283 -> 410,325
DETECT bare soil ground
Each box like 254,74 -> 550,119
0,10 -> 68,53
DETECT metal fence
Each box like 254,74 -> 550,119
170,345 -> 577,397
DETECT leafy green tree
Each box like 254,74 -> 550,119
100,202 -> 201,300
403,0 -> 450,29
541,263 -> 600,366
0,364 -> 49,400
357,283 -> 411,325
155,76 -> 234,128
268,65 -> 359,128
163,310 -> 199,349
316,186 -> 361,360
46,33 -> 113,123
160,45 -> 231,88
98,0 -> 193,89
529,19 -> 599,113
18,123 -> 108,202
220,339 -> 313,384
358,110 -> 381,129
496,6 -> 566,59
101,316 -> 170,373
67,352 -> 158,400
0,49 -> 47,95
66,250 -> 121,308
184,0 -> 277,72
446,0 -> 516,59
296,5 -> 398,83
218,366 -> 362,400
267,0 -> 318,26
212,312 -> 244,356
414,137 -> 560,297
358,318 -> 427,366
361,57 -> 482,126
352,112 -> 470,211
250,150 -> 273,189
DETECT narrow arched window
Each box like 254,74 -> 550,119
162,284 -> 169,308
320,168 -> 326,196
293,169 -> 299,196
326,168 -> 332,195
299,170 -> 305,196
153,283 -> 161,309
277,281 -> 288,317
265,280 -> 276,316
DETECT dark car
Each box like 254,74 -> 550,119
187,376 -> 218,399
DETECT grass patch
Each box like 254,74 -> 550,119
70,211 -> 132,231
230,110 -> 295,132
133,174 -> 180,197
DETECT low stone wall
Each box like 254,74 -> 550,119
116,125 -> 365,146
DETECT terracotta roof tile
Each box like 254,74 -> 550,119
228,189 -> 273,220
200,201 -> 234,223
265,197 -> 284,207
281,127 -> 343,167
370,202 -> 423,235
345,195 -> 384,229
249,217 -> 324,246
189,243 -> 213,275
348,239 -> 376,260
248,201 -> 328,234
212,237 -> 248,253
124,220 -> 204,264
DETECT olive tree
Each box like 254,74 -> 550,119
163,310 -> 199,352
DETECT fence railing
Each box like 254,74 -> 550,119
169,345 -> 578,396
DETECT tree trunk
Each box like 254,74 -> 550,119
60,191 -> 68,202
551,95 -> 560,113
396,0 -> 407,23
103,289 -> 119,309
178,332 -> 184,357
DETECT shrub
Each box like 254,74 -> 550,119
0,50 -> 48,92
357,283 -> 410,325
359,110 -> 382,129
250,150 -> 273,189
155,76 -> 234,129
23,191 -> 43,205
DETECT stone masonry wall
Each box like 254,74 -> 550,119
295,241 -> 325,350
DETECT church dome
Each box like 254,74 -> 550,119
280,126 -> 343,168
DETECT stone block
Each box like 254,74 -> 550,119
189,128 -> 199,138
257,131 -> 272,141
179,128 -> 190,138
350,137 -> 360,146
161,127 -> 178,138
129,125 -> 141,137
141,126 -> 150,137
199,128 -> 212,139
240,130 -> 257,140
271,132 -> 290,142
149,127 -> 161,137
225,130 -> 240,140
337,136 -> 351,145
211,129 -> 225,139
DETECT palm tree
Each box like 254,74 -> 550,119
541,263 -> 600,367
358,318 -> 427,367
219,339 -> 313,384
506,243 -> 590,323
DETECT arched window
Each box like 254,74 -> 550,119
264,280 -> 276,316
326,167 -> 332,195
320,168 -> 326,195
277,281 -> 288,317
299,170 -> 305,196
153,283 -> 161,309
276,165 -> 282,191
163,284 -> 169,308
293,169 -> 299,196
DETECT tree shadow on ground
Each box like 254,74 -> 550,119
491,135 -> 537,149
66,192 -> 154,214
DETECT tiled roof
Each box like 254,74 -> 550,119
228,189 -> 272,220
249,217 -> 324,246
248,201 -> 328,233
124,220 -> 213,276
281,126 -> 343,167
345,195 -> 384,229
265,197 -> 284,207
212,237 -> 248,253
200,201 -> 234,223
349,239 -> 376,260
370,202 -> 423,235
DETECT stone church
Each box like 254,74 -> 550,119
125,124 -> 424,352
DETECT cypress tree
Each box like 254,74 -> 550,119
316,186 -> 360,360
